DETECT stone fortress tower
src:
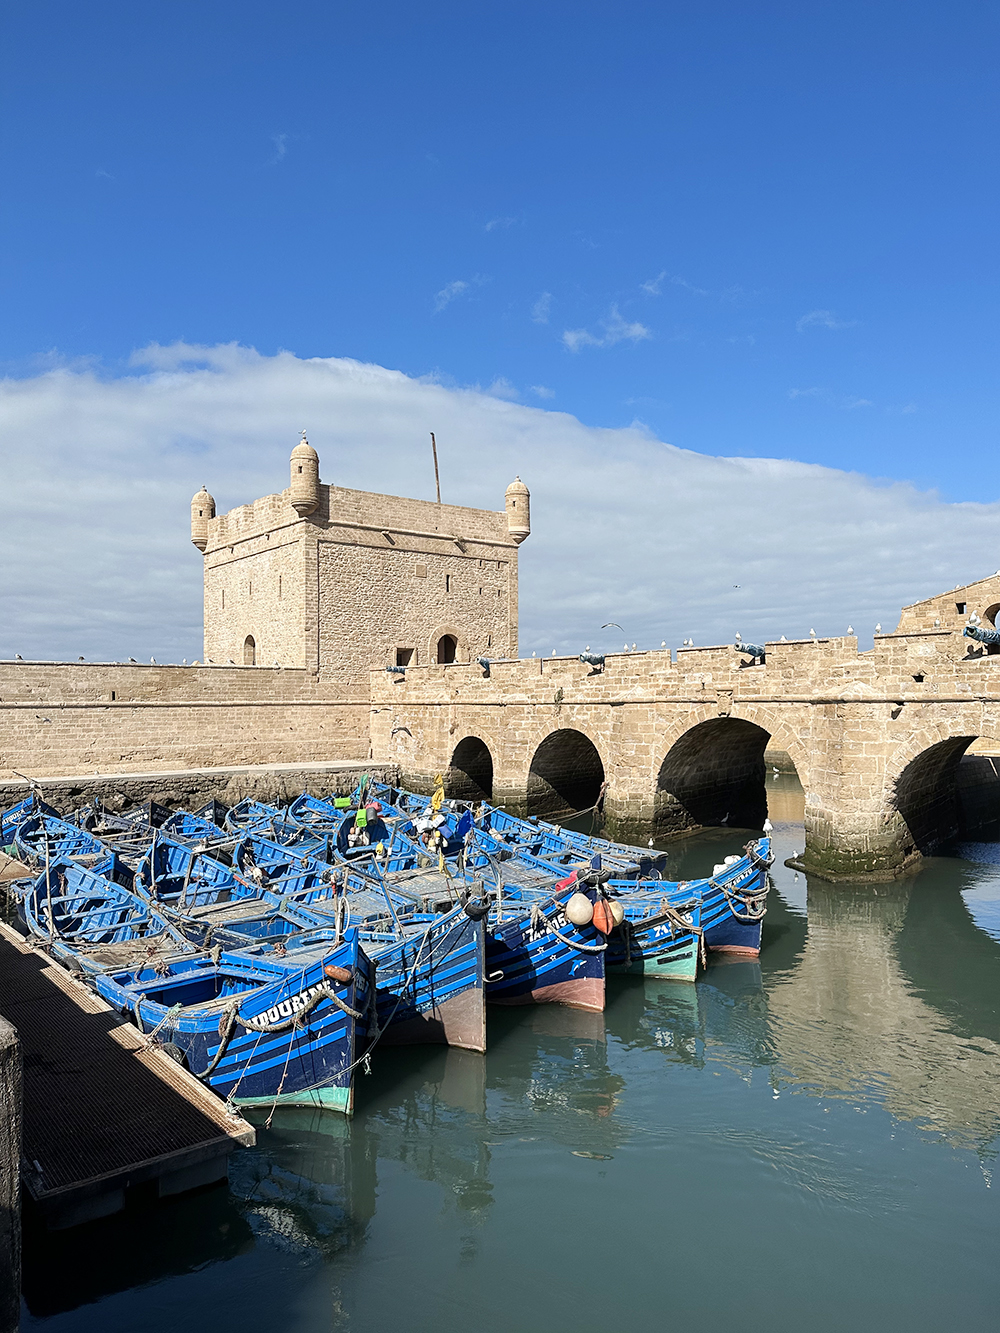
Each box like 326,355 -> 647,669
191,437 -> 529,691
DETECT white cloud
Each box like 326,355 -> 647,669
1,342 -> 996,664
433,275 -> 487,313
530,385 -> 555,399
796,308 -> 858,333
269,133 -> 288,164
433,280 -> 469,313
531,292 -> 552,324
642,272 -> 708,297
485,216 -> 517,232
641,271 -> 668,295
789,386 -> 875,410
562,306 -> 652,352
487,377 -> 519,400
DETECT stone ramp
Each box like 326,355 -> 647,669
0,922 -> 254,1229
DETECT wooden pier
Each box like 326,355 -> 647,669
0,922 -> 254,1230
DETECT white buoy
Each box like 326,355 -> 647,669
565,892 -> 594,926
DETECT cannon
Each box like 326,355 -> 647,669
963,623 -> 1000,648
734,642 -> 767,663
579,652 -> 606,669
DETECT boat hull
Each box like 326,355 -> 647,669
373,910 -> 486,1053
485,910 -> 606,1012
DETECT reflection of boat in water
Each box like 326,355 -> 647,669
767,876 -> 1000,1151
604,959 -> 770,1074
232,1107 -> 376,1257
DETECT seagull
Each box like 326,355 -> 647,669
182,658 -> 187,665
227,659 -> 235,665
390,725 -> 413,738
875,623 -> 882,633
150,657 -> 157,664
35,715 -> 51,723
733,585 -> 740,589
602,622 -> 623,630
15,653 -> 22,660
809,628 -> 816,637
780,635 -> 787,641
660,641 -> 666,648
847,625 -> 854,634
78,656 -> 84,661
763,818 -> 773,832
631,642 -> 636,651
647,837 -> 654,848
623,643 -> 628,652
128,657 -> 137,663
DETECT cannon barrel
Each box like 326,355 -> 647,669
735,642 -> 767,660
964,624 -> 1000,647
579,653 -> 606,667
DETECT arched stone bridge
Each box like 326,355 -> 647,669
370,575 -> 1000,881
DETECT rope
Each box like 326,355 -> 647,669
529,902 -> 607,954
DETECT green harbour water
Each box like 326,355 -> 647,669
21,774 -> 1000,1332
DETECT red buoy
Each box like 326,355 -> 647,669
591,898 -> 615,935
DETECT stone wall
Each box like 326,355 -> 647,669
0,662 -> 368,780
0,1015 -> 19,1333
202,478 -> 519,680
370,623 -> 1000,879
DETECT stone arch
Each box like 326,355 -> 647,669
527,728 -> 606,819
243,635 -> 256,666
429,625 -> 467,665
446,735 -> 494,802
654,716 -> 772,837
889,730 -> 978,857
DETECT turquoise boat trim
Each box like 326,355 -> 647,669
231,1082 -> 353,1116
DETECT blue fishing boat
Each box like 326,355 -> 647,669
14,812 -> 108,866
21,855 -> 193,974
21,853 -> 374,1115
94,933 -> 372,1114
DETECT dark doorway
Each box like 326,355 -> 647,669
447,737 -> 494,802
527,729 -> 605,819
655,718 -> 770,837
243,635 -> 256,666
437,635 -> 457,664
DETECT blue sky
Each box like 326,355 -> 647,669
2,1 -> 997,499
2,3 -> 1000,663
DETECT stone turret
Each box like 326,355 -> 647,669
190,485 -> 215,552
290,433 -> 320,517
505,476 -> 530,544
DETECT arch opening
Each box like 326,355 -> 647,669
655,718 -> 771,837
447,736 -> 494,803
894,735 -> 976,856
243,635 -> 256,666
527,729 -> 605,819
436,634 -> 457,665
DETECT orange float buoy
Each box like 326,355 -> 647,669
324,964 -> 354,985
591,898 -> 615,935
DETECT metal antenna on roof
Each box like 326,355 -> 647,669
430,432 -> 442,504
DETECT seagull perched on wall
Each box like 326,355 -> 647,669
847,626 -> 854,634
809,628 -> 816,638
150,657 -> 157,664
15,654 -> 22,660
129,657 -> 137,663
78,656 -> 84,661
875,623 -> 882,633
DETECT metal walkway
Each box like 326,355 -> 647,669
0,922 -> 254,1228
